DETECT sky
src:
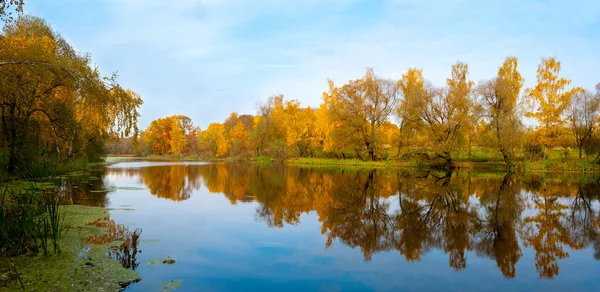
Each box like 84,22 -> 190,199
23,0 -> 600,130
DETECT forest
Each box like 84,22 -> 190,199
113,57 -> 600,169
0,14 -> 142,177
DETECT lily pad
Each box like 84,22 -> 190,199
160,280 -> 182,291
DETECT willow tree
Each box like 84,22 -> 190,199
0,16 -> 141,172
478,57 -> 524,166
326,68 -> 400,161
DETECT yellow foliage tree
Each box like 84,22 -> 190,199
478,56 -> 524,165
169,118 -> 187,157
525,57 -> 583,154
327,68 -> 400,160
198,123 -> 229,157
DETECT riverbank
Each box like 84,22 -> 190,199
104,154 -> 600,172
0,204 -> 140,290
287,157 -> 600,172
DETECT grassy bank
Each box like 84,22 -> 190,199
288,157 -> 600,172
0,205 -> 140,290
108,151 -> 600,172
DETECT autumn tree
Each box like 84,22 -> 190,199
401,62 -> 474,166
142,117 -> 172,155
0,16 -> 141,171
169,118 -> 186,157
477,57 -> 524,166
567,89 -> 600,159
567,89 -> 600,158
282,100 -> 316,157
142,115 -> 194,156
397,68 -> 425,155
198,122 -> 228,157
525,57 -> 583,157
326,68 -> 400,160
249,95 -> 284,157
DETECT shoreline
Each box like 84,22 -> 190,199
105,155 -> 600,173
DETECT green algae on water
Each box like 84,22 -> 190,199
0,205 -> 141,291
160,280 -> 183,291
147,256 -> 176,267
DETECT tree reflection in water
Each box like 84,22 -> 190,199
105,163 -> 600,279
86,216 -> 142,271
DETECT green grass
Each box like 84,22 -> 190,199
288,158 -> 397,168
288,151 -> 600,173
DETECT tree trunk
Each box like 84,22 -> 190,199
500,148 -> 512,168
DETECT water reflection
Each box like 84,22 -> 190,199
56,171 -> 112,207
86,216 -> 142,271
105,163 -> 600,279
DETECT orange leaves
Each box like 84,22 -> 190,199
230,120 -> 249,148
143,115 -> 193,156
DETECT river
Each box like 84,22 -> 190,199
72,161 -> 600,291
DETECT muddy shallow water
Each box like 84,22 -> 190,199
77,161 -> 600,291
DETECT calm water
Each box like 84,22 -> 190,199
74,162 -> 600,291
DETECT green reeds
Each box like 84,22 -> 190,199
0,179 -> 63,256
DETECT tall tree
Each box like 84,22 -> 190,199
327,68 -> 400,160
169,118 -> 187,157
525,57 -> 583,157
478,57 -> 524,166
568,89 -> 600,158
282,100 -> 315,158
0,16 -> 141,171
397,68 -> 426,154
198,122 -> 228,157
404,62 -> 474,166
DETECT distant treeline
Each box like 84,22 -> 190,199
113,57 -> 599,168
0,16 -> 142,176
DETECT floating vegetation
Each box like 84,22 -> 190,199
108,207 -> 135,212
0,205 -> 141,290
117,186 -> 146,191
147,256 -> 177,267
160,280 -> 182,292
90,186 -> 117,193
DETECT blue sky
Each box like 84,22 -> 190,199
24,0 -> 600,130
